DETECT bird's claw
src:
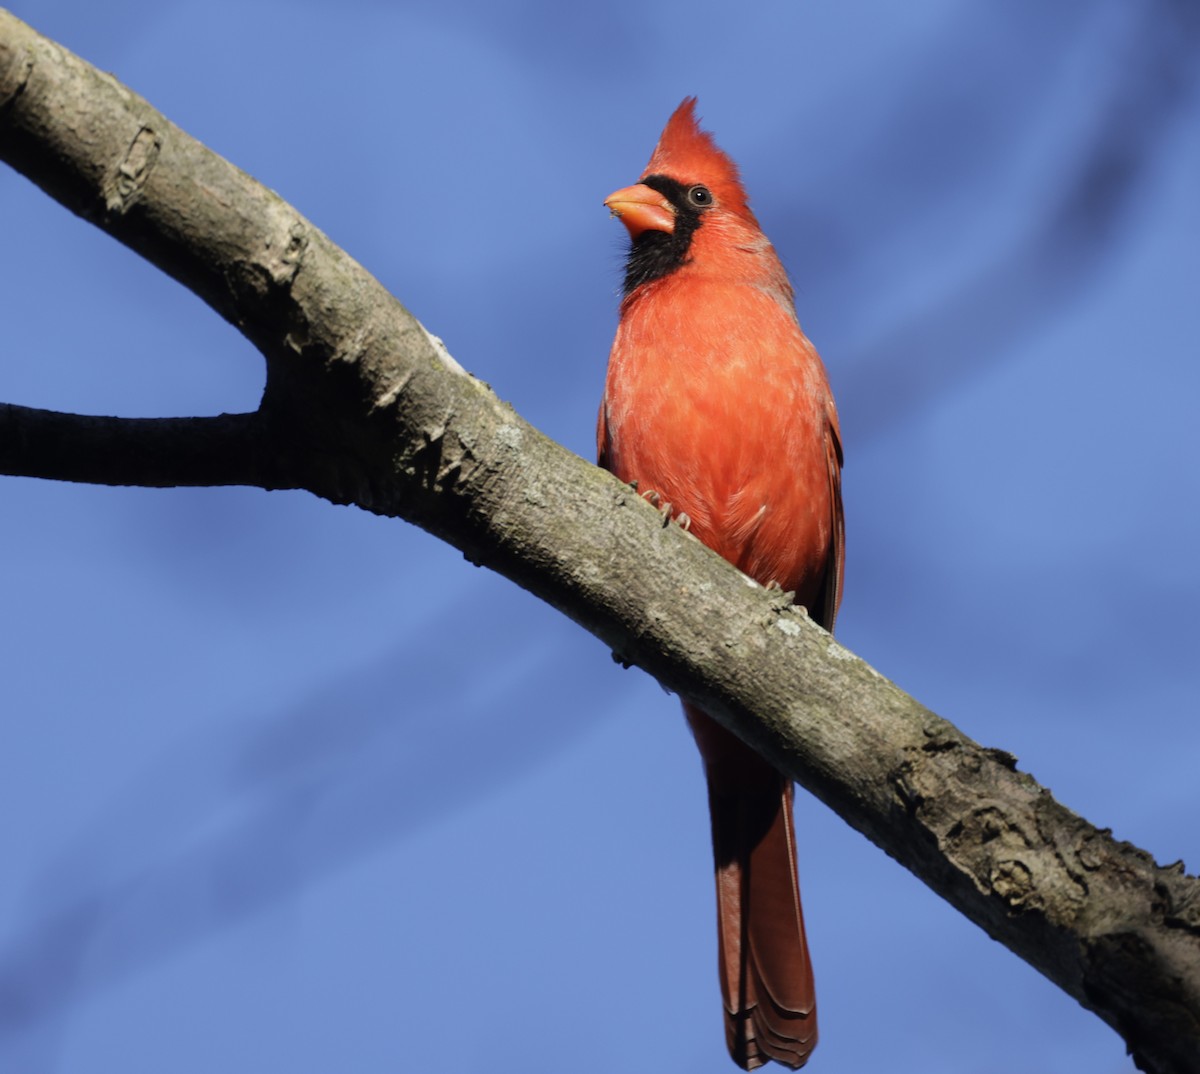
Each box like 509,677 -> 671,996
640,488 -> 670,523
639,489 -> 693,531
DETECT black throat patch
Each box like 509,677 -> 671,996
620,174 -> 706,297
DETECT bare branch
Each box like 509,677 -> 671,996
1,10 -> 1197,1072
0,405 -> 291,488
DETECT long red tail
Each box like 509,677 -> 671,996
686,704 -> 817,1070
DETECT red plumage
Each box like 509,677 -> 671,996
598,99 -> 844,1069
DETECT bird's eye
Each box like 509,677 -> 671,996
687,185 -> 713,207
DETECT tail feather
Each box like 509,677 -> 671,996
687,704 -> 817,1070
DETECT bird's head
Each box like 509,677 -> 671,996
605,98 -> 769,297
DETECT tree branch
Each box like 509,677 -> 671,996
0,405 -> 294,487
1,10 -> 1197,1072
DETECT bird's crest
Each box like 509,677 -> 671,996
642,98 -> 753,220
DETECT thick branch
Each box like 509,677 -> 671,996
2,11 -> 1197,1072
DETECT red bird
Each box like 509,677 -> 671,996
598,100 -> 844,1069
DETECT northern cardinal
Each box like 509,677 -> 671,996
598,99 -> 844,1069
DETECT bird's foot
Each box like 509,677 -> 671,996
640,489 -> 692,531
640,488 -> 672,526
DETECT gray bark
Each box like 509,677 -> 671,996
1,9 -> 1197,1071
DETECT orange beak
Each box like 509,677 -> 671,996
604,183 -> 675,238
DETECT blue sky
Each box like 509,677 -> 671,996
2,1 -> 1197,1072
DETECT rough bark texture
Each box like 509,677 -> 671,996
2,10 -> 1198,1071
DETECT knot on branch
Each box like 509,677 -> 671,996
227,219 -> 308,300
103,124 -> 160,215
226,218 -> 311,349
945,804 -> 1046,910
892,737 -> 1090,922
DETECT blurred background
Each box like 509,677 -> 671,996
2,1 -> 1197,1071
